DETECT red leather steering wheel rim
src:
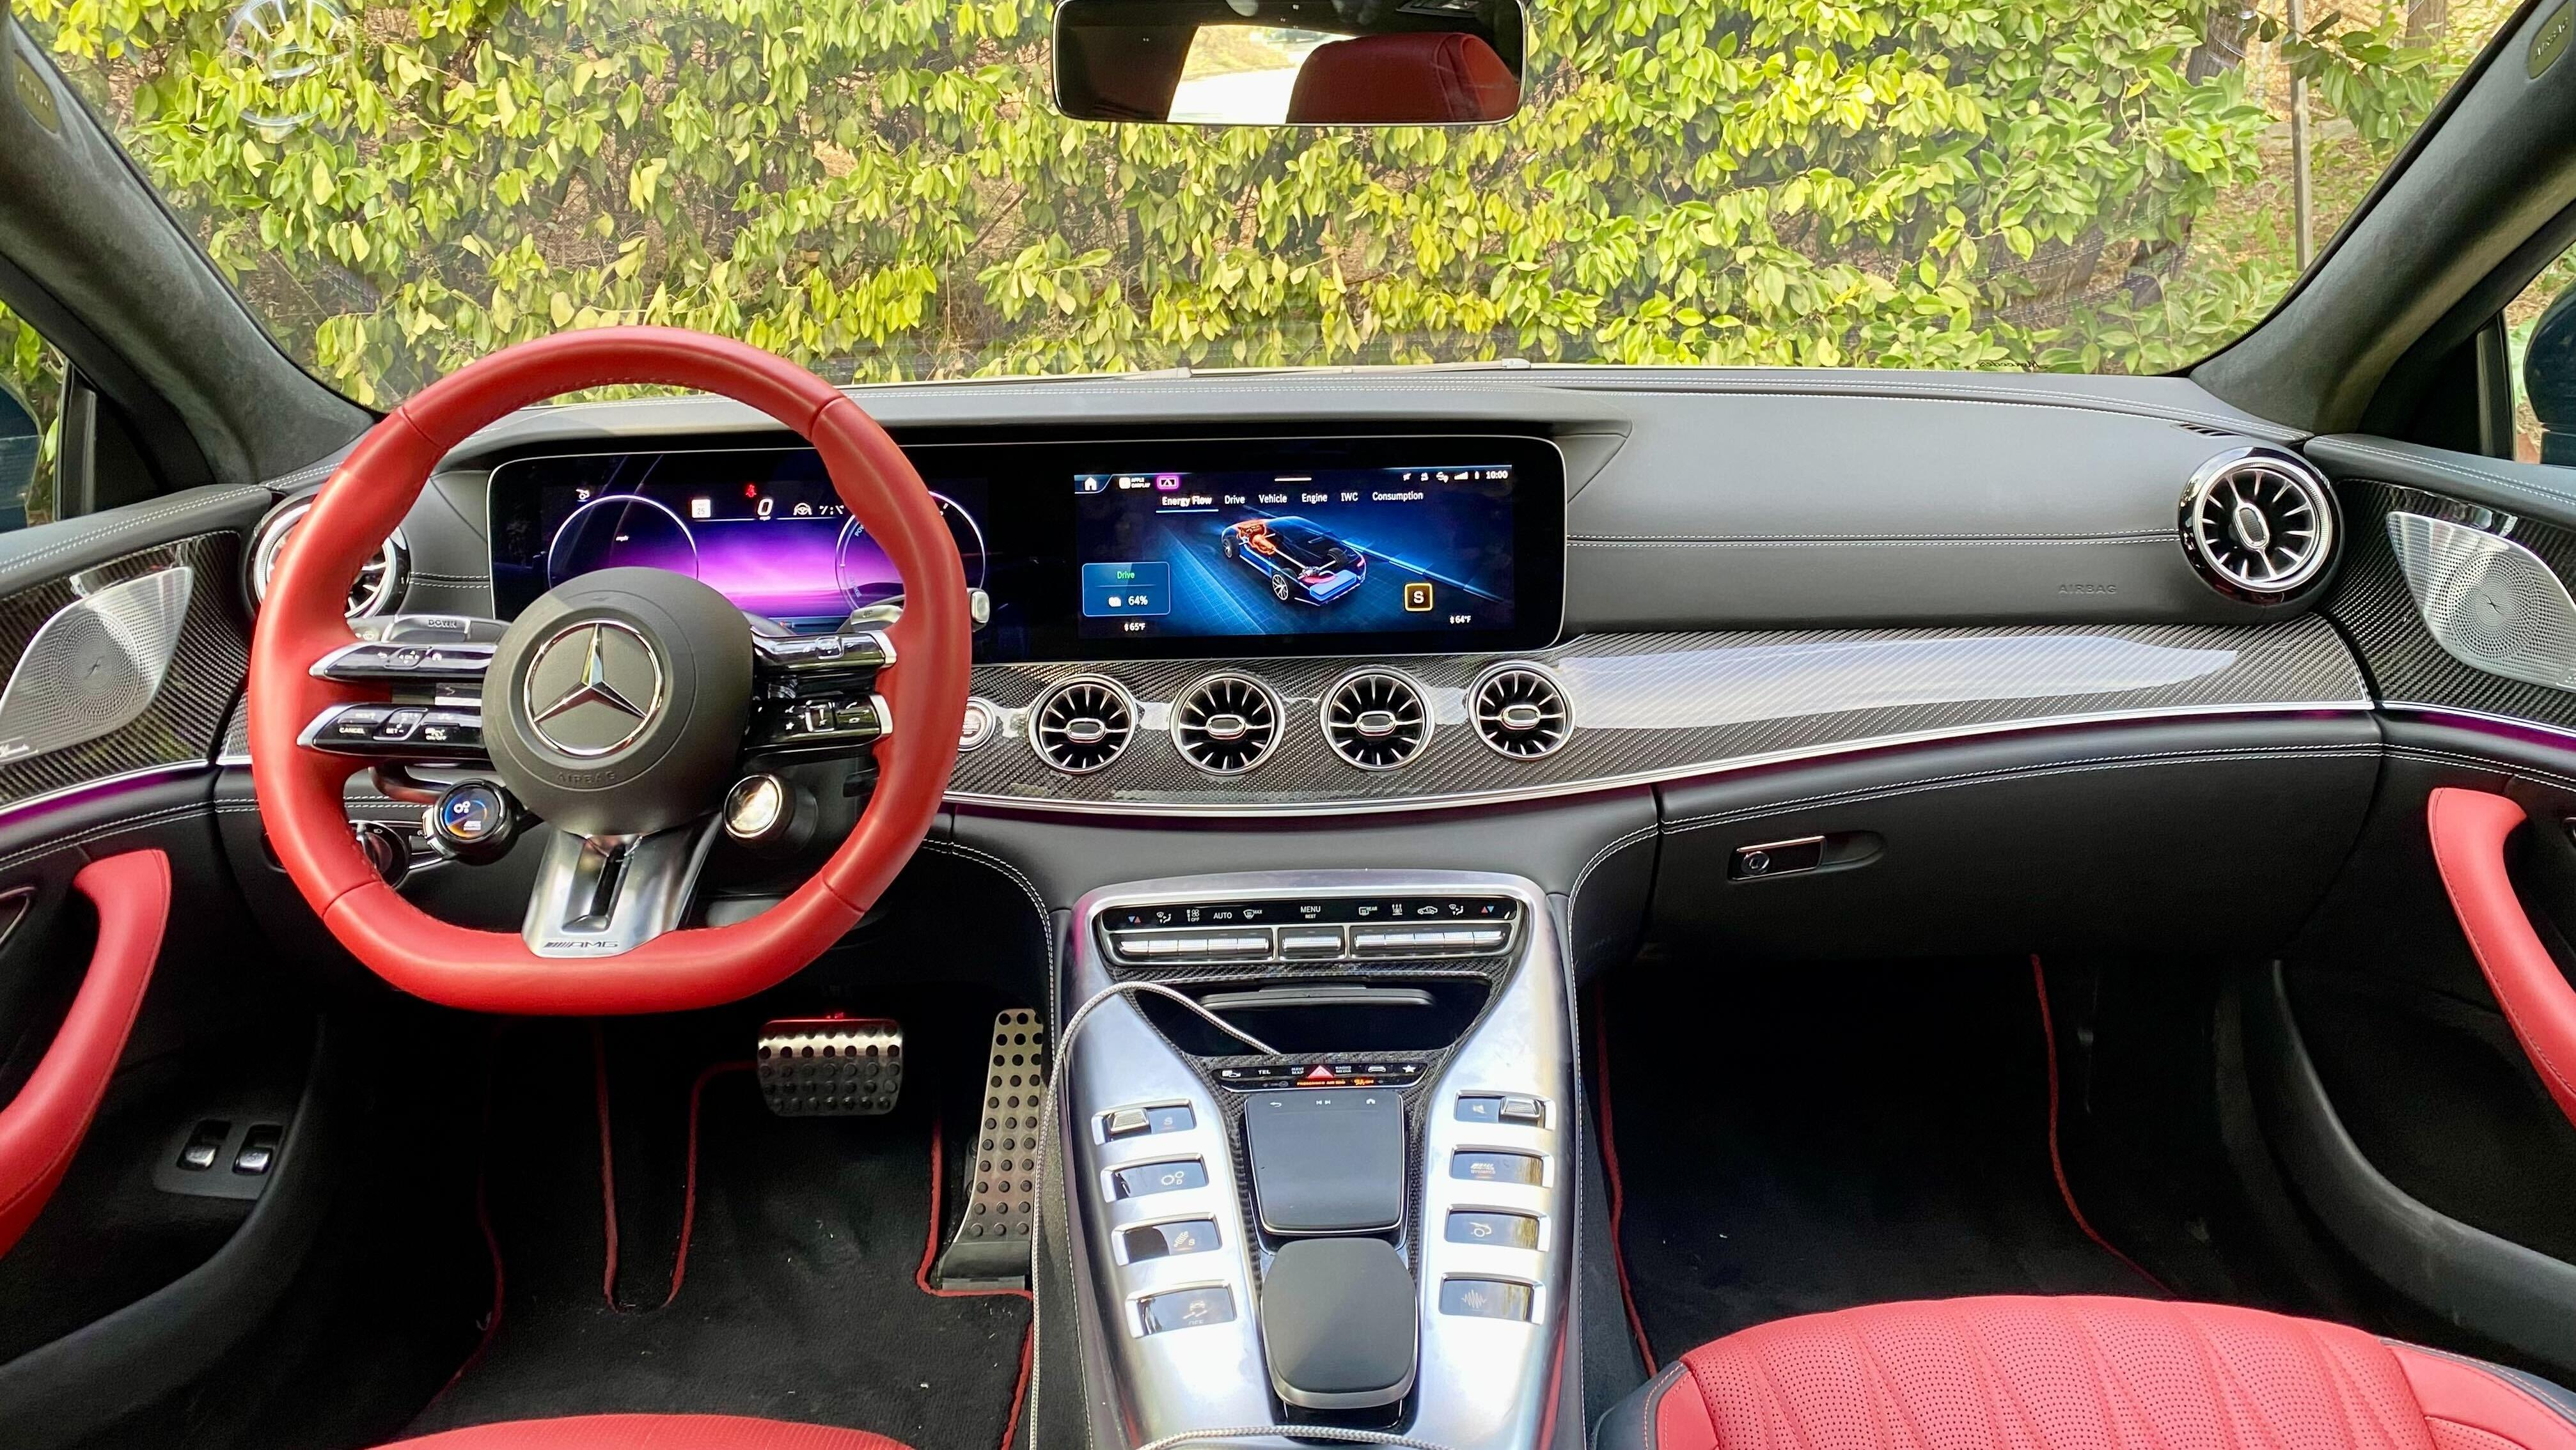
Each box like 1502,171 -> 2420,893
247,327 -> 970,1014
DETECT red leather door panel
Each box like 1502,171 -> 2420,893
2427,787 -> 2576,1130
0,849 -> 172,1256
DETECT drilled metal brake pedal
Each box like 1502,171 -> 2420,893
757,1017 -> 903,1116
933,1008 -> 1047,1289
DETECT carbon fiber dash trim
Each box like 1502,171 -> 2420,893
946,620 -> 2368,815
0,533 -> 247,809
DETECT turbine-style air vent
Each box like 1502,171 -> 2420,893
247,496 -> 406,619
2179,448 -> 2337,602
1170,673 -> 1281,775
1030,677 -> 1135,774
1470,664 -> 1571,760
1321,669 -> 1431,770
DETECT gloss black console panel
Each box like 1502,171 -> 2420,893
486,433 -> 1566,661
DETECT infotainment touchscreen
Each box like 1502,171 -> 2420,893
487,434 -> 1562,662
1071,463 -> 1515,643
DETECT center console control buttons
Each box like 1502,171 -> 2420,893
1445,1210 -> 1541,1249
1457,1093 -> 1548,1126
1102,1103 -> 1195,1139
1104,896 -> 1518,965
1452,1150 -> 1544,1186
1138,1285 -> 1236,1334
1111,1159 -> 1207,1198
1439,1278 -> 1535,1321
1352,924 -> 1509,955
1277,927 -> 1345,957
1120,1219 -> 1220,1261
1109,928 -> 1271,960
1214,1060 -> 1424,1090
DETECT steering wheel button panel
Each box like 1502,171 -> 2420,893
301,703 -> 486,760
311,639 -> 496,682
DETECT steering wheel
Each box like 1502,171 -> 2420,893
247,328 -> 971,1015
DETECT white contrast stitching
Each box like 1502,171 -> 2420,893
1,490 -> 269,576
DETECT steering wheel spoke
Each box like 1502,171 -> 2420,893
522,822 -> 723,958
748,623 -> 897,759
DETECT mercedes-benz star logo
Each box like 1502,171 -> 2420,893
523,620 -> 664,758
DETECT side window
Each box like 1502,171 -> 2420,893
0,300 -> 60,530
2513,240 -> 2576,467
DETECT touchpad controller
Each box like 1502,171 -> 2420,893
1243,1088 -> 1406,1235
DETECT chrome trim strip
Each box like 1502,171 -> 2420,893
2383,701 -> 2576,751
946,698 -> 2376,818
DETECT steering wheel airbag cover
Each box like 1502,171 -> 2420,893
247,328 -> 970,1015
485,568 -> 752,838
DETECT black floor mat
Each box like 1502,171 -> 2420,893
404,1019 -> 1029,1450
1599,956 -> 2161,1362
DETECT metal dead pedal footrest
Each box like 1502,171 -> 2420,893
757,1018 -> 904,1116
934,1008 -> 1048,1290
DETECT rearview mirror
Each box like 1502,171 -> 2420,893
1053,0 -> 1524,126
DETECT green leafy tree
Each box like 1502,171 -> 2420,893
0,0 -> 2482,414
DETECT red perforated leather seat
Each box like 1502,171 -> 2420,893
1596,1298 -> 2576,1450
377,1415 -> 911,1449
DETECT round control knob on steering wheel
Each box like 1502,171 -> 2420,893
425,780 -> 523,866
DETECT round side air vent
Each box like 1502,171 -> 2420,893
2179,447 -> 2337,602
1321,669 -> 1431,770
1470,663 -> 1571,760
247,495 -> 406,619
1030,677 -> 1135,774
1170,673 -> 1282,775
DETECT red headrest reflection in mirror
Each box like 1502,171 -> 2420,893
1286,33 -> 1516,125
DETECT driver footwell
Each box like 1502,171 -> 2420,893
402,1011 -> 1032,1449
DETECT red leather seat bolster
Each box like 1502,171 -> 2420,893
1601,1298 -> 2576,1450
2394,1344 -> 2576,1450
381,1414 -> 914,1449
0,849 -> 172,1258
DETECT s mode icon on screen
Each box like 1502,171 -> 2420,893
1081,561 -> 1171,619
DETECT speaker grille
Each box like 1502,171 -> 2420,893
0,567 -> 194,763
2385,511 -> 2576,690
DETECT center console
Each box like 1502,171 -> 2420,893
1060,871 -> 1573,1450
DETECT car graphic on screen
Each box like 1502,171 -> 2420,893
1220,517 -> 1369,604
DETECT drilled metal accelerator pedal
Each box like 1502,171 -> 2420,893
757,1018 -> 904,1116
934,1008 -> 1047,1289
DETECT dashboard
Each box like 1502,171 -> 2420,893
246,370 -> 2378,818
487,434 -> 1567,662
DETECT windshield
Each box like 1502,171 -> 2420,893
12,0 -> 2530,403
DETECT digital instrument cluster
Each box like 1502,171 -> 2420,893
487,435 -> 1564,662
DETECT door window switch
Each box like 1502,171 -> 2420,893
177,1119 -> 229,1172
